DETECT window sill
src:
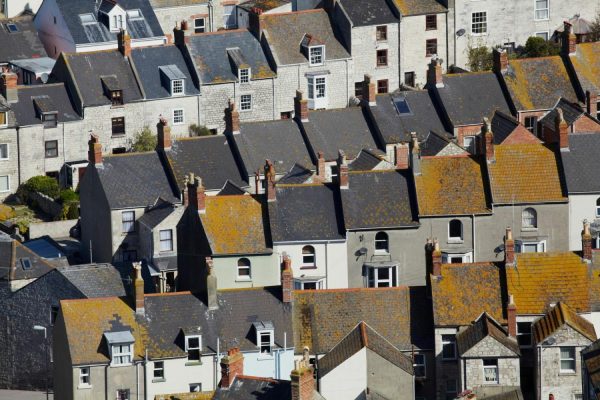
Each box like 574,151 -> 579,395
521,227 -> 538,232
376,39 -> 388,43
300,266 -> 317,270
185,361 -> 203,366
110,364 -> 133,368
376,65 -> 388,69
257,354 -> 274,360
447,239 -> 464,244
425,28 -> 437,31
559,371 -> 576,376
77,384 -> 92,390
441,358 -> 457,362
112,133 -> 126,137
45,155 -> 59,159
173,123 -> 185,126
152,378 -> 166,383
110,105 -> 124,109
235,278 -> 252,282
470,33 -> 488,37
309,63 -> 324,67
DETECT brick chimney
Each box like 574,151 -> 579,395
220,347 -> 244,388
362,74 -> 376,106
88,133 -> 103,166
157,116 -> 172,151
294,90 -> 309,122
587,90 -> 598,118
505,227 -> 515,266
174,20 -> 191,47
248,7 -> 263,38
226,99 -> 240,134
427,57 -> 444,88
291,352 -> 315,400
431,238 -> 442,277
1,72 -> 17,103
482,118 -> 494,162
254,169 -> 261,194
337,150 -> 348,189
562,21 -> 577,56
133,261 -> 145,316
555,108 -> 569,150
506,294 -> 517,337
493,48 -> 508,74
282,255 -> 293,303
206,257 -> 218,310
118,29 -> 131,58
315,151 -> 326,182
264,160 -> 276,202
395,143 -> 409,169
410,132 -> 421,175
187,173 -> 206,213
583,220 -> 593,262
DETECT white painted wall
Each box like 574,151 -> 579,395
5,0 -> 43,17
569,193 -> 599,251
146,356 -> 216,397
243,348 -> 295,380
320,347 -> 367,400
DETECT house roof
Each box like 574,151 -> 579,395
200,195 -> 271,255
268,183 -> 344,242
419,131 -> 459,156
292,286 -> 433,353
186,30 -> 275,84
349,149 -> 390,171
583,339 -> 600,398
53,0 -> 163,45
415,155 -> 490,216
166,136 -> 248,191
149,0 -> 207,7
507,252 -> 591,315
57,263 -> 128,298
96,152 -> 180,209
491,111 -> 524,144
260,9 -> 350,65
435,72 -> 511,127
503,57 -> 579,111
486,144 -> 566,204
393,0 -> 446,16
456,313 -> 520,357
371,91 -> 450,144
218,180 -> 248,196
137,199 -> 176,229
561,132 -> 600,193
61,51 -> 143,106
431,263 -> 505,326
340,170 -> 418,230
0,14 -> 47,62
9,57 -> 55,74
213,377 -> 291,400
0,235 -> 55,282
278,163 -> 313,184
570,42 -> 600,93
302,107 -> 381,160
237,0 -> 290,12
10,83 -> 80,126
318,322 -> 413,378
533,302 -> 597,344
539,98 -> 586,130
338,0 -> 398,27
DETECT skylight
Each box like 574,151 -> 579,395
6,23 -> 18,33
20,258 -> 31,270
393,97 -> 412,116
79,13 -> 96,24
127,9 -> 143,20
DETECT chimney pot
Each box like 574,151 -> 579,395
294,90 -> 309,122
410,132 -> 421,175
186,174 -> 206,212
583,220 -> 593,262
316,151 -> 326,181
133,262 -> 145,315
555,108 -> 569,150
432,238 -> 442,276
505,227 -> 515,266
254,169 -> 261,194
427,57 -> 444,88
1,72 -> 17,103
282,256 -> 293,303
291,351 -> 315,400
482,118 -> 495,161
226,99 -> 241,134
220,346 -> 244,388
562,22 -> 576,55
157,116 -> 172,151
88,133 -> 103,166
363,74 -> 376,106
117,29 -> 131,58
493,48 -> 508,74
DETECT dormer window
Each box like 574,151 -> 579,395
185,334 -> 201,361
79,13 -> 96,25
111,90 -> 123,106
104,331 -> 135,367
309,46 -> 324,66
33,96 -> 58,128
159,65 -> 186,97
239,68 -> 250,84
98,0 -> 126,32
171,80 -> 184,95
253,321 -> 274,354
112,14 -> 124,31
101,75 -> 123,106
126,9 -> 143,20
42,112 -> 58,128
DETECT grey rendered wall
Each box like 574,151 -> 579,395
214,253 -> 279,289
352,23 -> 400,92
110,207 -> 146,264
366,348 -> 415,400
75,363 -> 144,400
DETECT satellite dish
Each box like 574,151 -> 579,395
358,247 -> 368,256
456,28 -> 466,37
40,73 -> 49,83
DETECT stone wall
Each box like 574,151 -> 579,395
464,357 -> 520,389
29,219 -> 78,239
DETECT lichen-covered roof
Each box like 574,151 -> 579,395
431,263 -> 505,326
415,155 -> 490,216
393,0 -> 446,16
570,42 -> 600,93
456,313 -> 520,357
533,302 -> 596,344
200,195 -> 271,255
487,144 -> 566,204
238,0 -> 290,12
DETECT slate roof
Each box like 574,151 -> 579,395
10,83 -> 80,126
137,200 -> 176,229
260,9 -> 350,65
419,131 -> 456,156
561,132 -> 600,193
61,51 -> 143,106
338,0 -> 398,27
0,236 -> 55,282
23,236 -> 66,259
200,195 -> 271,255
53,0 -> 163,45
57,263 -> 128,298
218,181 -> 247,196
415,155 -> 490,216
340,170 -> 418,230
502,57 -> 579,111
435,72 -> 511,126
278,163 -> 313,184
582,339 -> 600,398
431,263 -> 505,326
570,41 -> 600,93
491,111 -> 523,144
303,107 -> 381,160
9,57 -> 55,75
0,14 -> 47,62
532,302 -> 597,344
318,322 -> 413,377
96,152 -> 180,209
487,144 -> 566,204
213,377 -> 291,400
268,183 -> 344,242
237,0 -> 290,12
150,0 -> 207,7
186,30 -> 275,84
130,45 -> 199,99
234,119 -> 313,176
393,0 -> 446,16
539,98 -> 586,130
166,136 -> 248,191
349,149 -> 390,171
456,313 -> 520,357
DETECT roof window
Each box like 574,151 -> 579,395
126,9 -> 143,20
393,97 -> 412,116
20,258 -> 31,270
5,23 -> 18,33
79,14 -> 96,24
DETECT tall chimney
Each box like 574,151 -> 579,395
206,257 -> 218,310
157,116 -> 172,151
427,57 -> 444,88
282,255 -> 293,303
133,261 -> 145,316
482,118 -> 494,162
291,351 -> 315,400
8,239 -> 16,282
226,99 -> 240,134
562,21 -> 577,56
410,132 -> 421,175
505,227 -> 515,267
1,72 -> 17,103
248,7 -> 263,38
587,90 -> 598,118
432,239 -> 442,277
118,29 -> 131,58
88,133 -> 103,166
363,74 -> 376,106
315,151 -> 326,182
265,160 -> 276,202
254,169 -> 261,195
583,220 -> 593,262
174,20 -> 191,47
395,143 -> 409,169
337,150 -> 348,189
506,294 -> 517,337
187,174 -> 206,213
555,108 -> 569,150
294,90 -> 309,122
220,347 -> 244,388
493,48 -> 508,74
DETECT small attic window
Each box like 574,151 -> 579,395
6,23 -> 18,33
309,46 -> 324,66
126,9 -> 143,20
79,14 -> 96,24
253,321 -> 274,354
159,65 -> 186,97
104,331 -> 135,366
239,68 -> 250,84
20,258 -> 32,270
171,80 -> 184,96
393,97 -> 412,116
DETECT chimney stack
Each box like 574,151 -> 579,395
291,350 -> 315,400
395,143 -> 409,169
427,57 -> 444,88
505,227 -> 515,267
133,261 -> 145,316
187,174 -> 206,213
337,150 -> 348,189
118,29 -> 131,58
1,72 -> 17,103
220,347 -> 244,388
562,21 -> 577,56
206,257 -> 218,310
157,116 -> 172,151
226,99 -> 240,134
583,220 -> 593,262
264,160 -> 276,202
587,90 -> 598,118
507,294 -> 517,337
410,132 -> 421,175
88,133 -> 103,166
248,7 -> 263,39
493,48 -> 508,74
294,90 -> 309,122
363,74 -> 376,106
482,118 -> 494,162
315,151 -> 326,182
432,239 -> 442,277
282,255 -> 293,303
254,170 -> 261,194
174,20 -> 191,46
555,108 -> 569,150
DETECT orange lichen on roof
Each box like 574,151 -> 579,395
61,297 -> 147,365
431,263 -> 505,326
571,42 -> 600,90
487,144 -> 566,204
394,0 -> 446,16
507,252 -> 590,315
532,302 -> 596,344
415,156 -> 489,216
200,195 -> 270,255
154,392 -> 214,400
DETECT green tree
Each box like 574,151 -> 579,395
467,45 -> 493,72
523,36 -> 560,58
188,124 -> 212,137
131,126 -> 157,152
590,12 -> 600,42
20,175 -> 60,199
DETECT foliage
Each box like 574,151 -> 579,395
189,124 -> 212,137
19,175 -> 60,200
59,189 -> 79,220
522,36 -> 560,58
16,219 -> 29,236
131,126 -> 157,152
590,12 -> 600,42
466,45 -> 493,72
58,189 -> 79,204
0,204 -> 15,221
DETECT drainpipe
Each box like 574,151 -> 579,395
208,0 -> 214,32
471,214 -> 476,261
325,242 -> 329,289
136,360 -> 140,400
16,126 -> 21,186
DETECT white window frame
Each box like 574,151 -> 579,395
190,383 -> 202,392
237,258 -> 251,279
240,94 -> 252,111
524,116 -> 538,134
171,79 -> 184,96
239,68 -> 250,84
471,11 -> 487,35
258,330 -> 274,354
153,361 -> 164,380
0,175 -> 10,192
442,335 -> 457,360
596,198 -> 600,217
560,347 -> 576,373
0,143 -> 9,160
223,5 -> 236,29
126,9 -> 142,20
185,335 -> 201,361
463,136 -> 476,154
309,45 -> 324,66
367,266 -> 397,288
294,279 -> 324,290
374,232 -> 389,254
483,359 -> 499,384
78,367 -> 91,387
111,343 -> 133,366
307,75 -> 327,109
516,239 -> 546,253
448,219 -> 463,242
194,17 -> 205,33
121,211 -> 135,233
159,229 -> 173,252
414,354 -> 426,378
535,31 -> 549,41
522,207 -> 537,229
173,109 -> 184,125
301,245 -> 316,267
534,0 -> 549,21
442,252 -> 472,264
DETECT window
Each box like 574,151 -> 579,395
560,347 -> 576,372
45,140 -> 58,158
355,82 -> 363,98
111,90 -> 123,106
448,219 -> 463,241
0,144 -> 8,160
42,112 -> 57,128
376,49 -> 388,67
126,9 -> 142,19
375,232 -> 389,253
6,23 -> 18,32
239,68 -> 250,84
111,14 -> 124,31
426,39 -> 438,56
483,359 -> 499,384
367,266 -> 397,288
404,72 -> 415,87
597,101 -> 600,120
309,46 -> 324,66
414,354 -> 426,378
471,12 -> 487,34
426,14 -> 437,30
153,361 -> 164,379
50,305 -> 59,325
20,258 -> 31,270
517,322 -> 532,347
223,5 -> 236,28
0,175 -> 9,192
596,198 -> 600,217
463,136 -> 476,154
122,211 -> 135,233
185,335 -> 201,361
173,109 -> 184,125
442,335 -> 457,360
442,252 -> 472,264
112,343 -> 133,365
294,279 -> 324,290
516,240 -> 546,253
302,245 -> 316,268
0,111 -> 7,127
524,116 -> 537,134
79,367 -> 90,386
446,379 -> 458,400
171,79 -> 184,96
112,117 -> 125,136
116,389 -> 130,400
194,18 -> 205,33
522,207 -> 537,228
159,229 -> 173,252
259,331 -> 272,353
240,94 -> 252,111
536,31 -> 549,40
237,258 -> 251,278
190,383 -> 202,392
535,0 -> 549,20
377,79 -> 388,94
281,111 -> 292,119
376,25 -> 387,41
308,76 -> 327,109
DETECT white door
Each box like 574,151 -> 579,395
308,75 -> 327,109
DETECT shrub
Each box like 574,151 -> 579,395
131,126 -> 157,152
467,45 -> 493,72
522,36 -> 560,58
0,204 -> 15,221
58,189 -> 79,204
21,176 -> 60,199
189,124 -> 212,137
